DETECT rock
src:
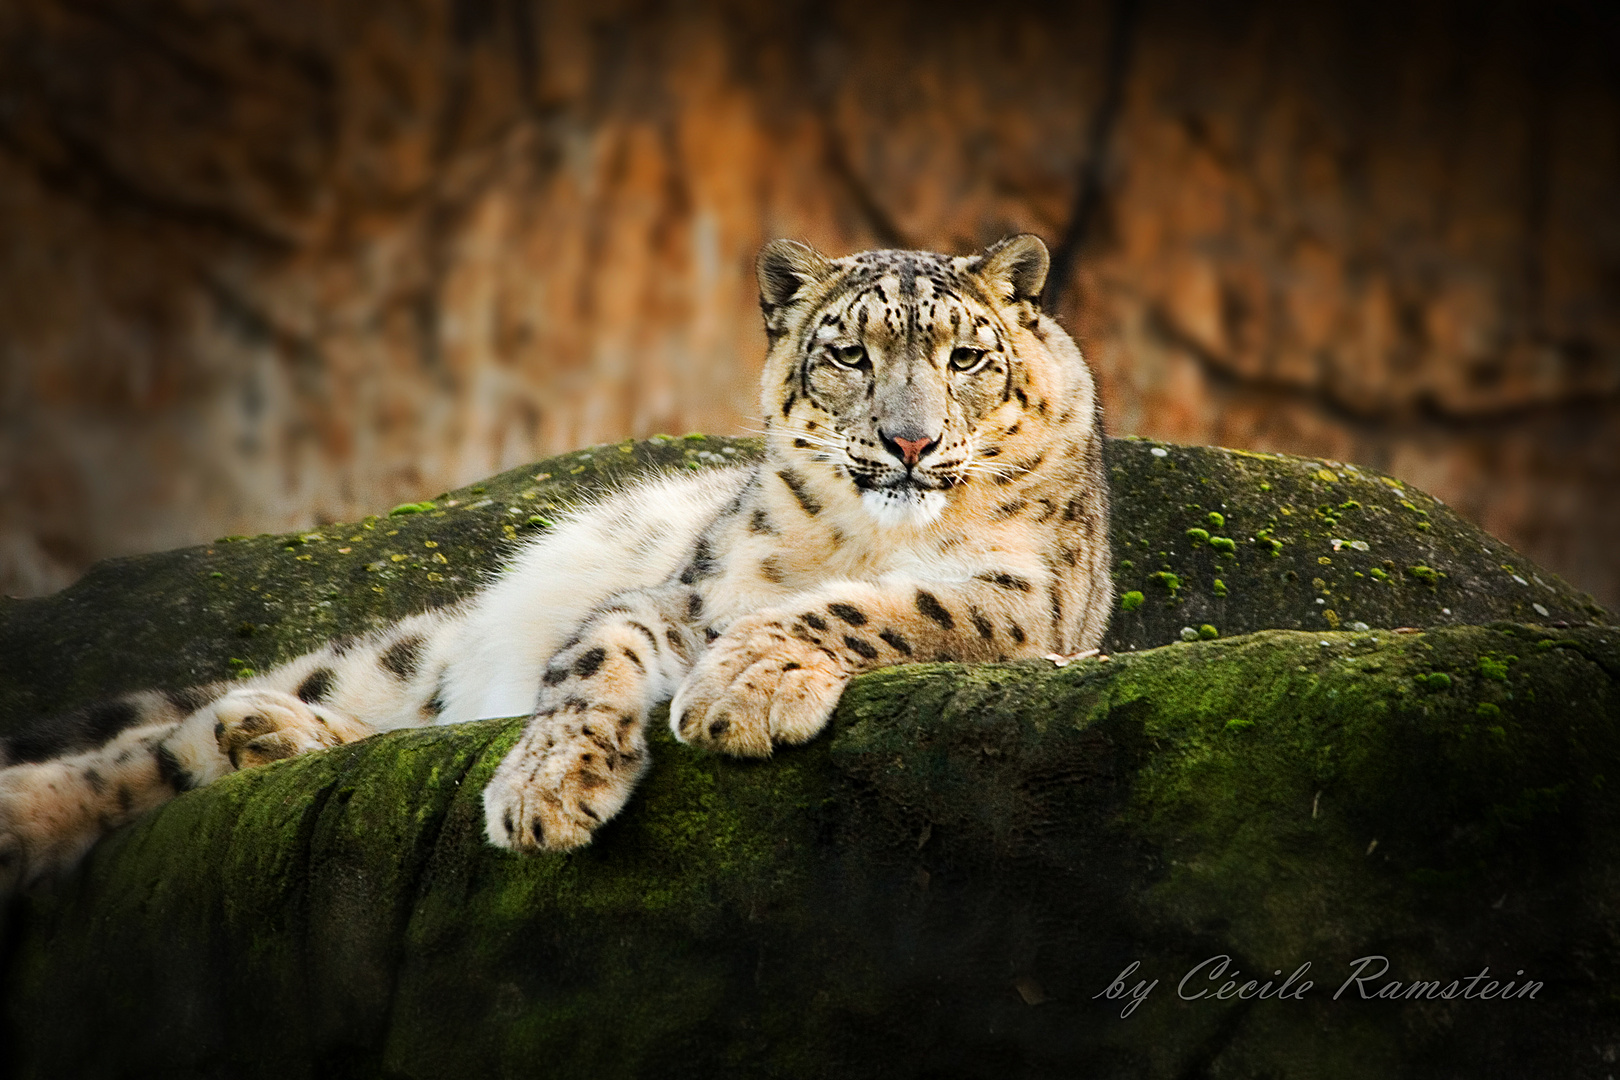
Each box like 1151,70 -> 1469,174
0,437 -> 1603,730
0,438 -> 1614,1077
3,0 -> 1618,612
1098,437 -> 1606,652
4,625 -> 1618,1077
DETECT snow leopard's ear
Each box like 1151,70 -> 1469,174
757,239 -> 832,312
974,234 -> 1050,307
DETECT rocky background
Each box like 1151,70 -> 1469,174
1,0 -> 1616,608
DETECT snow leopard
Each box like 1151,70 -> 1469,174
0,234 -> 1111,891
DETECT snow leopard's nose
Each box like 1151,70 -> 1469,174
880,431 -> 939,468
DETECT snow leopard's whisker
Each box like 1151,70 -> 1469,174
961,459 -> 1025,479
795,434 -> 849,453
953,433 -> 1026,482
788,431 -> 852,459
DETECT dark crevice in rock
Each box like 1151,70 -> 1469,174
1043,0 -> 1139,310
819,119 -> 913,252
1149,305 -> 1620,431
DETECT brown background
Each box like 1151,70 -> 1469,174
1,0 -> 1617,607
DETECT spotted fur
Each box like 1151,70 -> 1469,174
0,235 -> 1109,891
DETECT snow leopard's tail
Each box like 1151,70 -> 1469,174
0,608 -> 465,891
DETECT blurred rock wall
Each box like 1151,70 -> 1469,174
1,0 -> 1616,606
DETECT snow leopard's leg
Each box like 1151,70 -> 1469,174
483,585 -> 700,853
672,572 -> 1075,757
0,612 -> 459,891
176,610 -> 462,777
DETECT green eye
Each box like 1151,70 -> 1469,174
950,346 -> 988,372
830,344 -> 869,368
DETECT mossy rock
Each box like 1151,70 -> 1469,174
3,626 -> 1618,1077
1,439 -> 1615,1078
0,436 -> 1602,728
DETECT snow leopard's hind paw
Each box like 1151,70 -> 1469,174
211,689 -> 353,769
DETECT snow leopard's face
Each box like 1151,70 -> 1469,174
757,235 -> 1077,528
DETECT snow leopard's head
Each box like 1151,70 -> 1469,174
756,234 -> 1095,529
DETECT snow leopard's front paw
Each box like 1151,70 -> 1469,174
212,689 -> 345,770
483,709 -> 648,853
670,614 -> 847,757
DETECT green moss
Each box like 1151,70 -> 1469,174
1206,511 -> 1225,529
1212,578 -> 1227,597
388,501 -> 437,516
1149,571 -> 1181,594
1408,565 -> 1441,587
1209,536 -> 1237,555
1476,702 -> 1502,718
1185,528 -> 1210,546
1479,657 -> 1511,681
4,623 -> 1618,1077
1120,591 -> 1144,612
1198,624 -> 1219,640
1418,672 -> 1453,691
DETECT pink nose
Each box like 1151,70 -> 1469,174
891,435 -> 936,467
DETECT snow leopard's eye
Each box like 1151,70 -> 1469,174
949,346 -> 989,373
828,344 -> 869,370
